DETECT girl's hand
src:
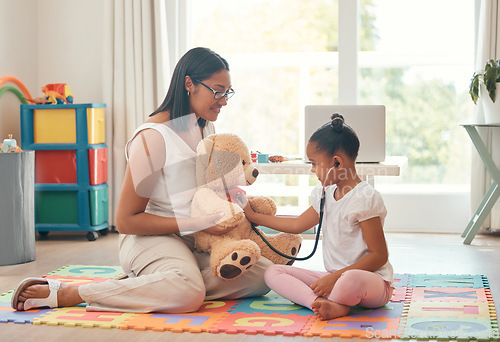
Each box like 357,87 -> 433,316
235,193 -> 257,220
235,192 -> 249,209
310,272 -> 341,297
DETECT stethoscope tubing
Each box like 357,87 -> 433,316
251,187 -> 326,261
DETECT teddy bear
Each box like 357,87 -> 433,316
191,133 -> 303,280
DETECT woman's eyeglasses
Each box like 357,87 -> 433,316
194,79 -> 235,100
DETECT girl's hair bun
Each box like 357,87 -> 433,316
310,112 -> 359,160
330,113 -> 344,132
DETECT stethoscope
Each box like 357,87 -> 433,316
250,162 -> 338,261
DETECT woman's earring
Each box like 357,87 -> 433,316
187,91 -> 190,96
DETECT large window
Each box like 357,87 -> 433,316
190,0 -> 474,196
358,0 -> 474,187
191,0 -> 340,157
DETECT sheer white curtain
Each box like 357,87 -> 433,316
471,0 -> 500,231
103,0 -> 173,225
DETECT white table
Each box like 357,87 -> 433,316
252,157 -> 404,239
255,156 -> 404,187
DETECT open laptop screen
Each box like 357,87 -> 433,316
304,105 -> 386,163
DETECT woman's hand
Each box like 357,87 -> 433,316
310,272 -> 342,298
193,212 -> 237,235
177,212 -> 228,234
203,223 -> 234,235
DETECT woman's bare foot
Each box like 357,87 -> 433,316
16,282 -> 83,310
311,297 -> 350,320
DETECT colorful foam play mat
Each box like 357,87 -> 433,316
1,265 -> 498,339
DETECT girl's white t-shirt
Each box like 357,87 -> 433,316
125,118 -> 215,230
311,182 -> 394,286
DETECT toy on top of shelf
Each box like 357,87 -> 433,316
0,86 -> 28,104
0,77 -> 74,105
1,134 -> 23,153
0,76 -> 33,100
27,83 -> 74,104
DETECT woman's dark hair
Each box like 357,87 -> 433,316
150,47 -> 229,128
309,113 -> 360,160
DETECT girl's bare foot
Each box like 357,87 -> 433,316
311,297 -> 350,320
16,282 -> 83,310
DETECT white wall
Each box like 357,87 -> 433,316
383,190 -> 470,233
0,0 -> 107,141
0,0 -> 39,141
37,0 -> 106,103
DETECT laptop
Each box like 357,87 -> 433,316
304,105 -> 386,163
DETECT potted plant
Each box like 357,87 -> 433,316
469,58 -> 500,123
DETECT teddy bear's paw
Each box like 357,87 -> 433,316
277,241 -> 301,266
248,196 -> 277,216
257,233 -> 303,266
284,235 -> 303,265
216,244 -> 260,280
285,246 -> 301,265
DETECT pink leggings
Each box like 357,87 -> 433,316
264,265 -> 393,310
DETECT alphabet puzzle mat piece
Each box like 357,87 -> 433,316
404,301 -> 495,319
228,296 -> 314,316
398,317 -> 499,340
303,317 -> 400,338
392,286 -> 409,302
0,290 -> 13,304
45,265 -> 124,278
350,302 -> 404,319
208,312 -> 315,336
0,304 -> 55,324
34,306 -> 137,329
410,287 -> 491,302
197,300 -> 239,314
43,275 -> 111,286
120,311 -> 227,333
409,274 -> 488,288
394,273 -> 410,287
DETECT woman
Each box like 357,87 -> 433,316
12,47 -> 272,313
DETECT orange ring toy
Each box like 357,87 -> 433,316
0,76 -> 32,100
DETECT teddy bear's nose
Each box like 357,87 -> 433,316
252,168 -> 259,178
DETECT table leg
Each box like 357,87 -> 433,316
465,126 -> 500,182
462,125 -> 500,244
462,182 -> 498,237
463,183 -> 500,244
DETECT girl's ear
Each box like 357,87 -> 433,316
332,155 -> 342,168
185,76 -> 194,93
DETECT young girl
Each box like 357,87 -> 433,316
239,113 -> 394,321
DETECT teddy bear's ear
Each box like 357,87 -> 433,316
197,138 -> 215,169
197,137 -> 215,157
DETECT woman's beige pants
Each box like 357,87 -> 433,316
78,234 -> 272,313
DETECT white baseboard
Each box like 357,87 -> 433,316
381,190 -> 470,233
